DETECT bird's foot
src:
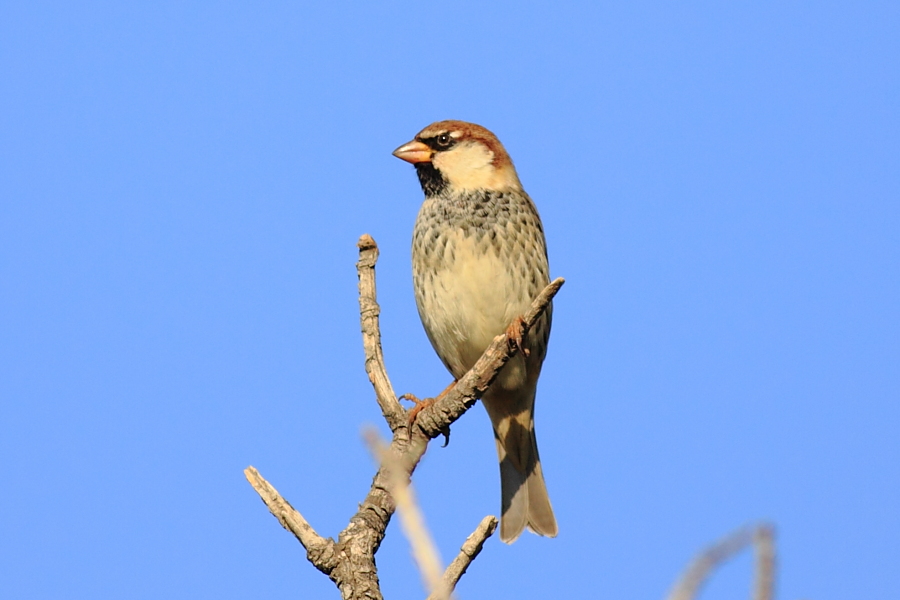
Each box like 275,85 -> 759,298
400,380 -> 457,424
506,315 -> 530,357
400,393 -> 435,426
400,381 -> 456,446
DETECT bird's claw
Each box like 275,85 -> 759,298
506,315 -> 530,357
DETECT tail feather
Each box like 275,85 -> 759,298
524,456 -> 557,537
497,442 -> 557,542
484,389 -> 557,543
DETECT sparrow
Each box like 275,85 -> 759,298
393,120 -> 557,543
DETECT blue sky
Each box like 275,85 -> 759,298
1,2 -> 898,598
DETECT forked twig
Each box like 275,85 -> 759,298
245,234 -> 563,599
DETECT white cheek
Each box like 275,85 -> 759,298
435,144 -> 496,190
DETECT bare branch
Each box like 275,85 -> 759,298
410,277 -> 565,439
666,523 -> 776,600
246,236 -> 565,599
243,467 -> 336,573
356,233 -> 406,431
427,516 -> 499,600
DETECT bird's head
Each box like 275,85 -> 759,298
393,120 -> 522,196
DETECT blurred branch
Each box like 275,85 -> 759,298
365,429 -> 451,600
245,234 -> 562,599
666,523 -> 777,600
753,525 -> 776,600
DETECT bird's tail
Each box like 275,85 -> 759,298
483,390 -> 558,543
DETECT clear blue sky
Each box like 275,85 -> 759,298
2,2 -> 897,598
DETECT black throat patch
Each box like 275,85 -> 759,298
414,162 -> 448,197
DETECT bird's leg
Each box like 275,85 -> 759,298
433,379 -> 457,402
506,315 -> 530,357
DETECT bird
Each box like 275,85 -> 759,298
392,120 -> 557,543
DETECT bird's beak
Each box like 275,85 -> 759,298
392,140 -> 432,164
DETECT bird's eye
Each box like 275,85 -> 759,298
435,134 -> 453,149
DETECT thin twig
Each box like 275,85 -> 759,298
243,467 -> 336,572
357,233 -> 405,431
410,277 -> 565,440
426,516 -> 499,600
